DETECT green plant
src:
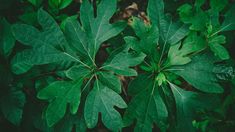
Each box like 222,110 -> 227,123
0,0 -> 235,131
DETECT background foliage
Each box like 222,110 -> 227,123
0,0 -> 235,131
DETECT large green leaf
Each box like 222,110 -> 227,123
147,0 -> 188,45
102,46 -> 146,76
11,9 -> 80,74
0,89 -> 26,126
171,52 -> 224,93
124,74 -> 168,132
37,79 -> 83,126
84,80 -> 127,131
169,82 -> 219,132
78,0 -> 126,59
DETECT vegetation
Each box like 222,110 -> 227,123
0,0 -> 235,131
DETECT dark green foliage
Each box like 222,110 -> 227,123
0,0 -> 235,131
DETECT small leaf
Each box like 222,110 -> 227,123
167,43 -> 191,66
178,4 -> 193,23
84,80 -> 127,131
209,35 -> 229,60
49,0 -> 73,9
209,44 -> 229,60
129,17 -> 159,54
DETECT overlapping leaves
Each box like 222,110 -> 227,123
11,0 -> 145,131
124,0 -> 229,131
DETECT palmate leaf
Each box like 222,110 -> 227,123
12,0 -> 132,129
147,0 -> 189,45
208,35 -> 230,60
167,32 -> 207,67
77,0 -> 126,59
124,74 -> 168,132
126,17 -> 159,54
84,80 -> 127,131
11,9 -> 79,74
102,46 -> 146,76
37,79 -> 83,126
168,82 -> 219,132
171,52 -> 224,93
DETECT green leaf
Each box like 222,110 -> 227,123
195,0 -> 206,8
102,47 -> 146,76
147,0 -> 188,45
210,44 -> 229,60
210,0 -> 228,12
11,9 -> 88,74
37,80 -> 83,126
147,0 -> 164,28
167,32 -> 207,67
189,10 -> 209,31
221,4 -> 235,31
54,113 -> 87,132
66,65 -> 91,81
167,43 -> 191,66
177,4 -> 193,23
124,74 -> 168,131
79,0 -> 126,59
49,0 -> 73,9
84,80 -> 127,131
98,71 -> 121,93
128,17 -> 159,54
27,0 -> 42,7
208,35 -> 229,60
0,89 -> 26,126
169,82 -> 219,131
0,18 -> 15,57
171,52 -> 224,93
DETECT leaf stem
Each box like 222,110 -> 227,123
82,75 -> 94,93
63,52 -> 91,69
